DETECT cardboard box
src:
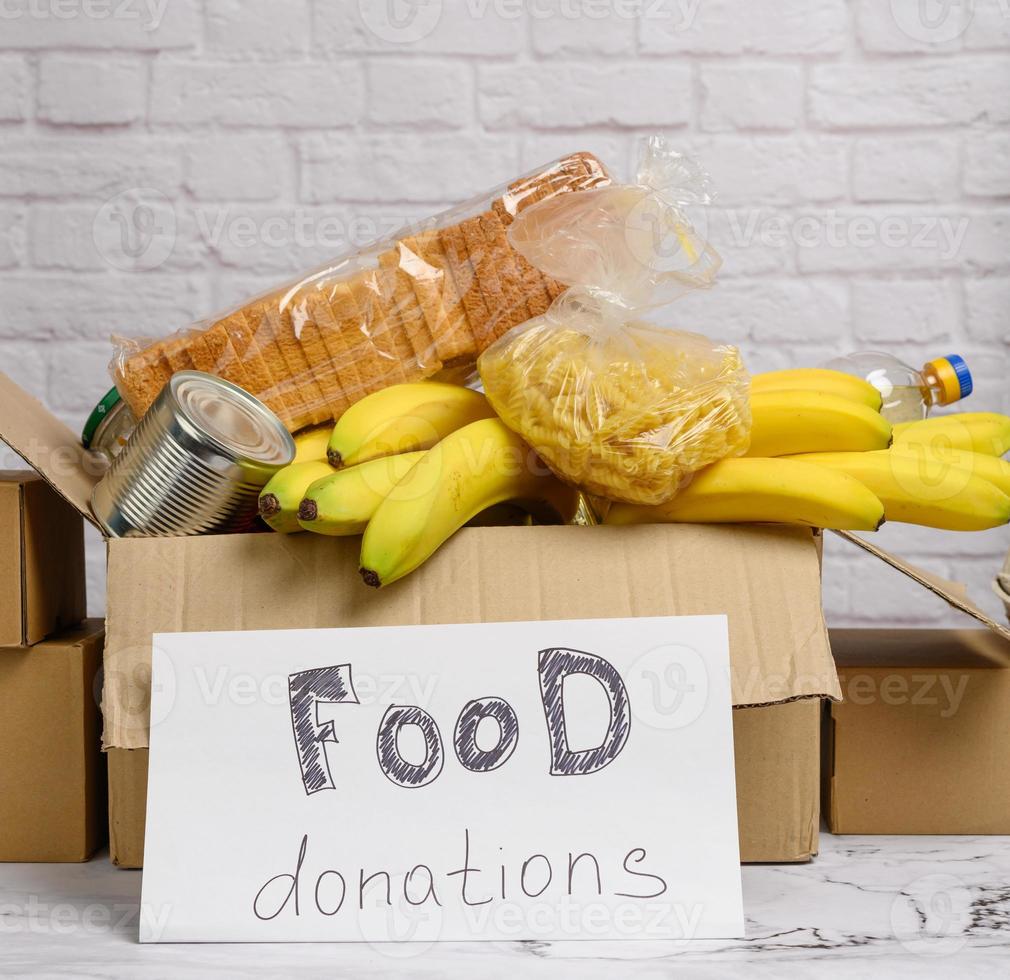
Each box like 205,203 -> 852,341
0,471 -> 86,647
101,526 -> 837,866
825,535 -> 1010,835
1,368 -> 843,865
0,620 -> 106,861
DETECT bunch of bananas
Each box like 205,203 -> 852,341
607,368 -> 1010,533
258,383 -> 579,587
259,370 -> 1010,585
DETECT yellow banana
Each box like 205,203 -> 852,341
605,458 -> 884,531
359,418 -> 579,587
893,413 -> 1010,457
788,451 -> 1010,531
751,368 -> 883,411
259,460 -> 336,533
297,452 -> 426,536
292,425 -> 333,464
745,390 -> 892,457
880,446 -> 1010,497
328,382 -> 495,468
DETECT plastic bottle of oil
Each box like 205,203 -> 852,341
820,352 -> 973,424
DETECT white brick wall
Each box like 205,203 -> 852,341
0,0 -> 1007,627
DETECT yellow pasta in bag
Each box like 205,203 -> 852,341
479,136 -> 751,505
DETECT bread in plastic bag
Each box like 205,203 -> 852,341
478,135 -> 751,506
111,152 -> 612,432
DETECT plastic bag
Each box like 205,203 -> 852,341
111,152 -> 612,432
478,135 -> 751,506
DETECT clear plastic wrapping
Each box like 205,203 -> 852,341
111,152 -> 612,432
478,135 -> 751,506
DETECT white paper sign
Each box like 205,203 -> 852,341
140,616 -> 743,943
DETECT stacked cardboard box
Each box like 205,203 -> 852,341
825,533 -> 1010,835
0,621 -> 107,862
0,472 -> 104,861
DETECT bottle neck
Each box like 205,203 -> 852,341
922,357 -> 971,407
920,371 -> 946,407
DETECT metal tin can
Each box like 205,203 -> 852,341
91,372 -> 295,538
82,388 -> 137,465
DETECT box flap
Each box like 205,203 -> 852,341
0,371 -> 102,530
830,627 -> 1010,668
832,530 -> 1010,644
102,523 -> 840,750
0,481 -> 25,647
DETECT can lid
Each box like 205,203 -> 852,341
82,388 -> 123,448
169,371 -> 295,473
925,355 -> 973,405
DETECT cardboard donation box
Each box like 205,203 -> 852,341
0,369 -> 840,868
0,620 -> 106,862
102,526 -> 838,868
825,534 -> 1010,835
0,471 -> 86,648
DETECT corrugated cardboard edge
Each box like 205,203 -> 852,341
832,530 -> 1010,650
77,623 -> 108,861
18,481 -> 27,645
108,747 -> 147,869
0,371 -> 103,531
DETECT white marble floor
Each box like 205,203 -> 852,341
1,833 -> 1008,978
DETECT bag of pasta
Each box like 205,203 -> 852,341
478,135 -> 751,506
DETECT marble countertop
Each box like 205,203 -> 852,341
2,833 -> 1008,978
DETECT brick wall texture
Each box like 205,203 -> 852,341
0,0 -> 1007,625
